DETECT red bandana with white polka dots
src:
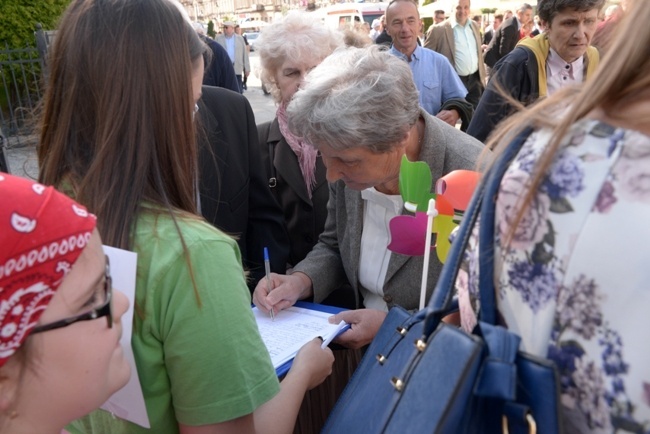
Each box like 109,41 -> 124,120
0,173 -> 97,366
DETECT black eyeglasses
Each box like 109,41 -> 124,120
32,255 -> 113,334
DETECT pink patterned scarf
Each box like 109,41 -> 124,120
276,103 -> 318,199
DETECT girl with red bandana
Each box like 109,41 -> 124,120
0,173 -> 130,434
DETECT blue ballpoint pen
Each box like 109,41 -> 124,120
263,247 -> 275,321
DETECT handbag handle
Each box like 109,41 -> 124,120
423,128 -> 533,336
476,128 -> 533,325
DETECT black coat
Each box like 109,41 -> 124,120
482,27 -> 494,46
198,86 -> 290,290
258,119 -> 329,268
375,29 -> 393,46
201,36 -> 240,93
467,46 -> 539,143
483,17 -> 520,68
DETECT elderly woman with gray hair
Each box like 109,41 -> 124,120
468,0 -> 606,143
256,15 -> 347,434
256,12 -> 343,270
254,46 -> 485,349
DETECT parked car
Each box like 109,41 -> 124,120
244,32 -> 260,51
315,2 -> 388,30
261,81 -> 270,96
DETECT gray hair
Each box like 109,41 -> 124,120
604,4 -> 620,19
287,45 -> 420,153
342,28 -> 373,48
537,0 -> 605,23
192,22 -> 206,35
517,3 -> 533,13
255,11 -> 342,102
386,0 -> 420,18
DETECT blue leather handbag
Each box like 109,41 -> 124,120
322,129 -> 562,434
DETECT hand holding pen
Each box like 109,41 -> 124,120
263,247 -> 275,321
253,266 -> 314,318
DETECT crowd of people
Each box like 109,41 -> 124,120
1,0 -> 647,433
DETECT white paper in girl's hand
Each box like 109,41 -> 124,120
100,246 -> 149,428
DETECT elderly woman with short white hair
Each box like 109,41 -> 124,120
254,45 -> 485,349
256,11 -> 343,270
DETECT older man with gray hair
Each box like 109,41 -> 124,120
468,0 -> 605,143
385,0 -> 472,128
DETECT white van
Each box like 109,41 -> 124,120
318,2 -> 389,30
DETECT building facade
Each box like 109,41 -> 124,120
179,0 -> 355,27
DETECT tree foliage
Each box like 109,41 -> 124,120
420,0 -> 438,36
207,20 -> 216,38
0,0 -> 71,48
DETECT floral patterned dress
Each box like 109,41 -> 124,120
457,119 -> 650,433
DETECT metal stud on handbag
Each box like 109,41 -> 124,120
322,128 -> 562,434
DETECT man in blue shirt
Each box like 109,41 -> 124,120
386,0 -> 470,128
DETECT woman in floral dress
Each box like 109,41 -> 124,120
457,1 -> 650,432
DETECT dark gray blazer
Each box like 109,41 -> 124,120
293,110 -> 485,310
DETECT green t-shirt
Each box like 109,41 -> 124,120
69,208 -> 279,433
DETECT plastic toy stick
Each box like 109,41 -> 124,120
419,198 -> 437,310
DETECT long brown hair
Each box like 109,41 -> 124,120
38,0 -> 206,250
485,0 -> 650,247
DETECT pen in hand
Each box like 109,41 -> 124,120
263,247 -> 275,321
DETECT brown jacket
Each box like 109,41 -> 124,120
424,19 -> 486,87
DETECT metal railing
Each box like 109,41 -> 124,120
0,24 -> 54,152
0,128 -> 8,173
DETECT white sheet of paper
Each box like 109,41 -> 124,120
253,306 -> 343,368
321,320 -> 347,349
100,246 -> 150,428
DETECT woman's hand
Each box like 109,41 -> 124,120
252,272 -> 313,315
251,338 -> 334,434
327,309 -> 387,349
287,338 -> 335,390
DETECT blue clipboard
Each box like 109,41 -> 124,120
275,301 -> 351,377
